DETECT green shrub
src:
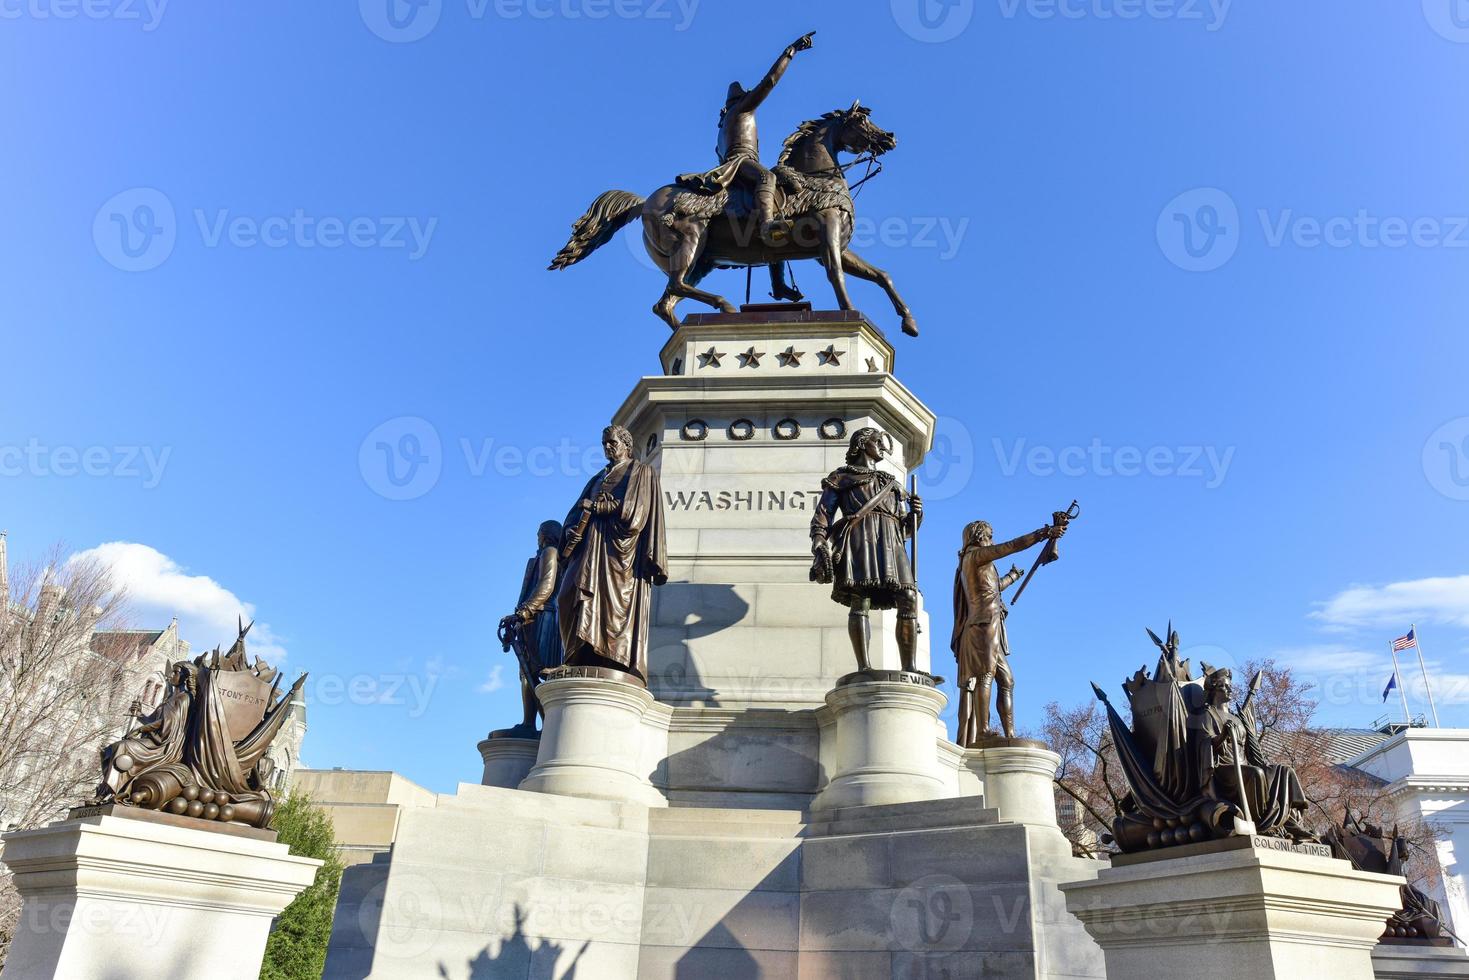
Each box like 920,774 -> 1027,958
260,792 -> 345,980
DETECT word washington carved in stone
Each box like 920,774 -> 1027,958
664,489 -> 823,512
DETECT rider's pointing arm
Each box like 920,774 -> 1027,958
741,32 -> 815,113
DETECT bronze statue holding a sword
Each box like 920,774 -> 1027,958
950,506 -> 1073,745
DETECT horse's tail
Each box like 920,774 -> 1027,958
548,190 -> 646,270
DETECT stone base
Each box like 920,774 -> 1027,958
1,806 -> 320,980
1059,836 -> 1404,980
811,677 -> 948,811
323,783 -> 1106,979
519,675 -> 666,806
477,735 -> 541,789
1373,942 -> 1469,978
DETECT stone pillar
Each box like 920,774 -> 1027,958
477,735 -> 539,789
1,806 -> 320,980
1059,837 -> 1403,980
519,672 -> 665,806
976,740 -> 1063,829
811,673 -> 948,811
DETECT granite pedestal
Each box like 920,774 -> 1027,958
1,806 -> 320,980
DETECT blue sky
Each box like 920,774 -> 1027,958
4,0 -> 1468,793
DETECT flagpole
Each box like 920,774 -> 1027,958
1411,624 -> 1442,728
1389,639 -> 1412,725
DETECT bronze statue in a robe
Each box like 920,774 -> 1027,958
557,424 -> 668,683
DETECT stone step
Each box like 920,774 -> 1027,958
651,805 -> 808,839
807,795 -> 1000,837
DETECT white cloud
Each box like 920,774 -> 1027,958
478,664 -> 506,694
71,541 -> 287,664
1310,575 -> 1469,631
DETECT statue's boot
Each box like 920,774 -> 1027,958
897,613 -> 944,684
768,263 -> 804,302
757,175 -> 787,244
849,610 -> 874,673
997,684 -> 1015,739
976,674 -> 994,737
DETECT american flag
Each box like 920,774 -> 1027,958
1392,628 -> 1417,652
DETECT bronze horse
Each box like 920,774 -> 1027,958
549,103 -> 919,337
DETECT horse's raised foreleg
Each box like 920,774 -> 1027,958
816,210 -> 853,311
666,218 -> 736,315
839,248 -> 919,337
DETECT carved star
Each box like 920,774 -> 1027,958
777,346 -> 805,367
866,356 -> 882,373
698,347 -> 725,368
738,346 -> 765,368
818,344 -> 844,366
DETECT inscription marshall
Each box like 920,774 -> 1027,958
665,488 -> 822,512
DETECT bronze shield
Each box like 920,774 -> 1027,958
210,669 -> 274,742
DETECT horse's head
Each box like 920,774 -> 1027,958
835,100 -> 897,157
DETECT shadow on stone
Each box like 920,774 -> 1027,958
435,904 -> 589,980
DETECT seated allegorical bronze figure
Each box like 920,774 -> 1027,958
1090,624 -> 1314,853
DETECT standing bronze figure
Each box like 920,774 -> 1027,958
950,516 -> 1066,745
549,41 -> 918,337
556,425 -> 668,684
1089,626 -> 1314,853
810,427 -> 926,677
495,520 -> 564,737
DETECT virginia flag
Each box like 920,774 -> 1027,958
1382,672 -> 1399,702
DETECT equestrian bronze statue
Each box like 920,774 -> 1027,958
549,37 -> 919,338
